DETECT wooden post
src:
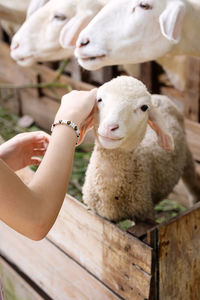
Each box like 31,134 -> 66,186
140,62 -> 160,94
184,57 -> 200,122
158,203 -> 200,299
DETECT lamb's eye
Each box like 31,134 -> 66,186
97,98 -> 102,103
54,13 -> 67,21
141,105 -> 149,112
139,3 -> 152,10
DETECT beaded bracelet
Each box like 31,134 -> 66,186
51,120 -> 80,144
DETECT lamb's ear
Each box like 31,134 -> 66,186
59,13 -> 91,48
26,0 -> 49,18
148,107 -> 174,151
159,0 -> 185,43
77,107 -> 96,146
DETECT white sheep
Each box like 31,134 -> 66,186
75,0 -> 200,91
82,76 -> 200,221
10,0 -> 107,66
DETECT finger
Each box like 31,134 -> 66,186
30,157 -> 42,165
32,149 -> 47,156
89,88 -> 98,96
32,141 -> 49,149
33,131 -> 50,142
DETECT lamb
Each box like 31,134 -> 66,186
10,0 -> 107,67
75,0 -> 200,91
82,76 -> 200,221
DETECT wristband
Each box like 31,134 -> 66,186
51,120 -> 80,144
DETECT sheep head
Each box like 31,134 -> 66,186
75,0 -> 185,70
10,0 -> 105,66
94,76 -> 174,151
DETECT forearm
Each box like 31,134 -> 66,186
0,89 -> 96,240
29,126 -> 77,232
0,126 -> 76,240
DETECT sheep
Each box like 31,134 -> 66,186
82,76 -> 200,222
10,0 -> 107,67
75,0 -> 200,91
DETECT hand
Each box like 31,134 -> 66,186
0,131 -> 50,171
55,89 -> 97,144
55,89 -> 97,125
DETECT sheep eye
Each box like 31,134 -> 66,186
54,13 -> 67,21
141,105 -> 149,112
97,98 -> 102,103
139,3 -> 152,10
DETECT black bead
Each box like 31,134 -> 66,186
141,105 -> 148,112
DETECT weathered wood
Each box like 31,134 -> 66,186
0,257 -> 43,300
0,5 -> 25,24
0,87 -> 21,114
20,91 -> 59,131
15,167 -> 152,300
185,119 -> 200,162
47,195 -> 152,300
184,57 -> 200,122
0,222 -> 121,300
158,202 -> 200,300
34,64 -> 95,100
128,221 -> 157,239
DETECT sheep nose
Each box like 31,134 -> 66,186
78,38 -> 90,48
11,41 -> 19,50
108,124 -> 119,132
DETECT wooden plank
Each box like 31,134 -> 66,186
16,167 -> 152,300
48,195 -> 152,300
0,41 -> 38,89
34,64 -> 95,100
0,5 -> 25,24
158,202 -> 200,300
0,257 -> 43,300
184,57 -> 200,122
0,86 -> 21,115
185,119 -> 200,161
0,222 -> 120,300
0,41 -> 95,101
20,91 -> 59,131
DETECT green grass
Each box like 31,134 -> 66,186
155,199 -> 186,223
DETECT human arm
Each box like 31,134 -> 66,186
0,131 -> 50,171
0,89 -> 97,240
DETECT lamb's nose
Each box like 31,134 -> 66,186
78,38 -> 90,48
109,124 -> 119,132
11,41 -> 19,50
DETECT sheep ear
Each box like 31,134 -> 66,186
77,113 -> 94,146
148,107 -> 174,151
159,0 -> 185,43
59,14 -> 91,48
26,0 -> 49,18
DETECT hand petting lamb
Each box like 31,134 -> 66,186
82,76 -> 200,222
75,0 -> 200,91
10,0 -> 107,67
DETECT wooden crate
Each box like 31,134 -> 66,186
0,167 -> 200,300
